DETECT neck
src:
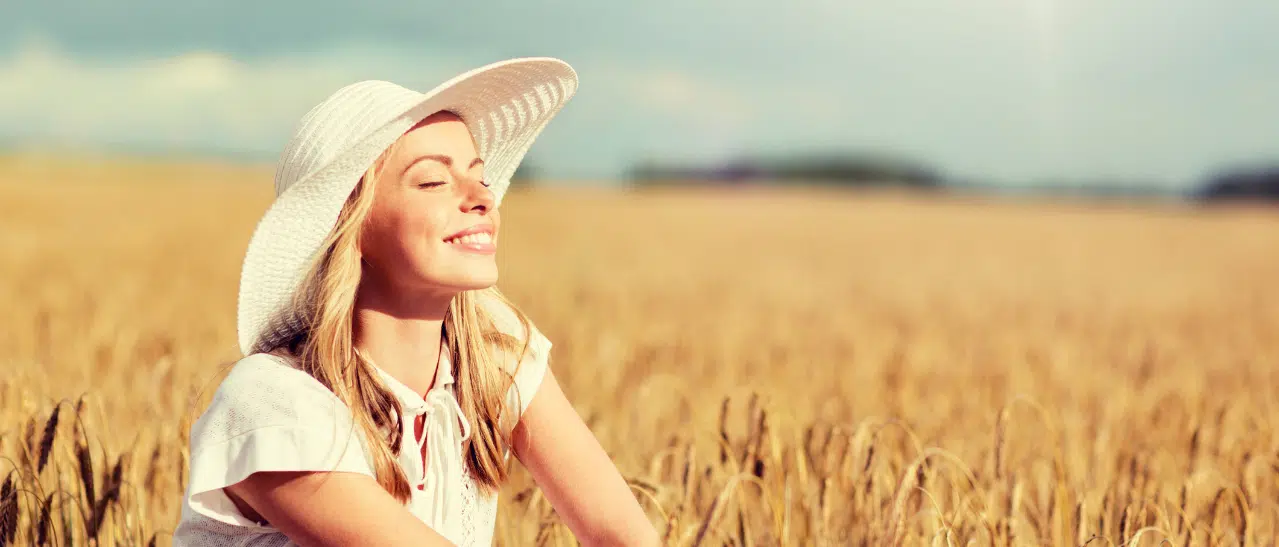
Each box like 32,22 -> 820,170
353,279 -> 453,396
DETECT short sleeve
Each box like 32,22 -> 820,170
183,354 -> 374,528
483,295 -> 553,418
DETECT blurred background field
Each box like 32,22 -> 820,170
4,1 -> 1279,545
3,157 -> 1278,545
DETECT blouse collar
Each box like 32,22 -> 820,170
363,338 -> 472,524
368,338 -> 456,409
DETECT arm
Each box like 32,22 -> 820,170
224,471 -> 455,547
511,368 -> 660,547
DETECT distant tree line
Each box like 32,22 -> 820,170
1194,165 -> 1279,203
626,151 -> 1279,204
627,152 -> 943,189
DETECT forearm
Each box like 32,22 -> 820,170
226,471 -> 457,547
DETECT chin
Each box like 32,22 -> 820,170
460,277 -> 498,291
453,271 -> 499,291
406,267 -> 498,294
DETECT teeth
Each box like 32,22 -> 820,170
448,232 -> 492,245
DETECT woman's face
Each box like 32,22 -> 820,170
359,110 -> 500,296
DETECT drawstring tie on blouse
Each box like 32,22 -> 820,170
401,388 -> 471,530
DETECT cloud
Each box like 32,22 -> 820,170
0,34 -> 821,177
2,0 -> 1278,187
0,35 -> 482,156
0,34 -> 786,176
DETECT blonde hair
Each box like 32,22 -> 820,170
268,132 -> 535,502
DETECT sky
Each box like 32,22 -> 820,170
2,0 -> 1277,190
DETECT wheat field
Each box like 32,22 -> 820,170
1,155 -> 1278,546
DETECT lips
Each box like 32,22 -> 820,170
444,224 -> 496,254
445,231 -> 493,246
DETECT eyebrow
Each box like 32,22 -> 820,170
402,154 -> 484,176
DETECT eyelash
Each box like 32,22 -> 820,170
416,179 -> 489,189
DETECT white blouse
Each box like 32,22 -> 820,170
173,305 -> 551,547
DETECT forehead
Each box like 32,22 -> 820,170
388,111 -> 481,168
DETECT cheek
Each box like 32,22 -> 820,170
362,203 -> 415,260
376,207 -> 450,261
402,209 -> 452,244
362,190 -> 458,268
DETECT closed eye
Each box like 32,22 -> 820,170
417,181 -> 445,189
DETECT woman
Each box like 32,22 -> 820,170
174,58 -> 659,546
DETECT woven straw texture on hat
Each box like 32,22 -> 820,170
236,57 -> 578,356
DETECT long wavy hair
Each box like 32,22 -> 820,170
265,128 -> 535,502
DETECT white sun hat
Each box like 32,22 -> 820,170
236,57 -> 578,356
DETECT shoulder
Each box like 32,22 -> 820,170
191,352 -> 355,439
479,292 -> 552,362
216,352 -> 337,402
477,292 -> 553,416
180,353 -> 374,533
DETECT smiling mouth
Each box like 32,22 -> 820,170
443,228 -> 497,254
444,232 -> 494,245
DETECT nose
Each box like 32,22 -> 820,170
461,176 -> 494,213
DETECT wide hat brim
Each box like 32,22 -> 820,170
236,57 -> 578,356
